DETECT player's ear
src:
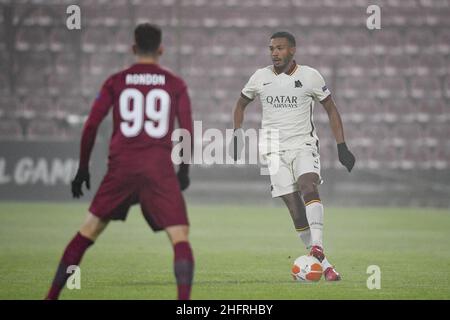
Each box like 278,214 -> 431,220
290,46 -> 296,55
157,44 -> 164,57
132,44 -> 137,55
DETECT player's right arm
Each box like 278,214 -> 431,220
72,77 -> 114,198
232,95 -> 252,129
229,72 -> 258,160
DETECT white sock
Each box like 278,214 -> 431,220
305,201 -> 324,248
297,228 -> 312,250
322,257 -> 332,270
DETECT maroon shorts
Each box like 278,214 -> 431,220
89,157 -> 188,232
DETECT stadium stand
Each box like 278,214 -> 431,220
0,0 -> 449,206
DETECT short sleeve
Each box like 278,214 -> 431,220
241,71 -> 259,101
310,69 -> 331,102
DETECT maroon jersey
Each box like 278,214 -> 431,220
79,63 -> 193,170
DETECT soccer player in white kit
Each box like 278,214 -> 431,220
230,31 -> 355,281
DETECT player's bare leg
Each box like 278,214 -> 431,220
297,173 -> 341,281
281,192 -> 311,249
166,225 -> 194,300
45,213 -> 109,299
79,212 -> 109,241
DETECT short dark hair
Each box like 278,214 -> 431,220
134,23 -> 162,54
270,31 -> 296,47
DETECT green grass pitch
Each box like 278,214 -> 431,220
0,202 -> 449,299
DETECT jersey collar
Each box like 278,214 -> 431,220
272,60 -> 298,76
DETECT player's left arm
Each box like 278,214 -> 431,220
320,96 -> 355,172
72,77 -> 114,198
175,82 -> 193,191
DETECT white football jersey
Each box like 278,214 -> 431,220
241,63 -> 331,154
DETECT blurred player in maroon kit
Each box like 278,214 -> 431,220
46,23 -> 194,300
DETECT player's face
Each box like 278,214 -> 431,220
269,38 -> 295,69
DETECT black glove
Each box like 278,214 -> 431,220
71,168 -> 90,198
228,128 -> 245,161
177,164 -> 190,191
337,142 -> 355,172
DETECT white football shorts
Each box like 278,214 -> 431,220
263,147 -> 322,198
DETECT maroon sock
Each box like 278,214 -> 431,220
45,232 -> 93,300
173,241 -> 194,300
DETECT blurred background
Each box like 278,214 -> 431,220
0,0 -> 449,207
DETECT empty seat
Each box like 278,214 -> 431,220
113,28 -> 133,54
88,53 -> 123,76
437,29 -> 450,54
372,30 -> 404,56
293,7 -> 328,27
0,72 -> 9,98
418,0 -> 449,8
81,74 -> 105,98
219,7 -> 251,28
135,3 -> 174,26
395,123 -> 422,145
426,145 -> 449,170
0,119 -> 23,140
305,55 -> 336,79
337,55 -> 379,78
0,23 -> 5,52
19,95 -> 57,119
304,31 -> 340,56
81,28 -> 116,53
211,30 -> 241,55
398,144 -> 421,170
416,98 -> 448,122
381,99 -> 415,123
81,0 -> 131,27
243,29 -> 274,50
405,29 -> 436,55
444,76 -> 450,99
384,0 -> 419,8
0,96 -> 18,119
22,6 -> 54,26
179,29 -> 210,55
371,146 -> 399,170
15,28 -> 48,52
336,76 -> 376,99
340,31 -> 371,56
374,77 -> 408,99
381,55 -> 412,77
211,76 -> 244,100
15,51 -> 52,76
248,6 -> 292,28
57,96 -> 89,117
54,52 -> 80,75
49,28 -> 75,53
48,72 -> 81,97
347,98 -> 385,123
179,55 -> 209,78
384,7 -> 425,27
410,76 -> 442,99
27,119 -> 66,141
159,51 -> 177,71
409,54 -> 446,77
16,68 -> 48,97
419,124 -> 448,148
